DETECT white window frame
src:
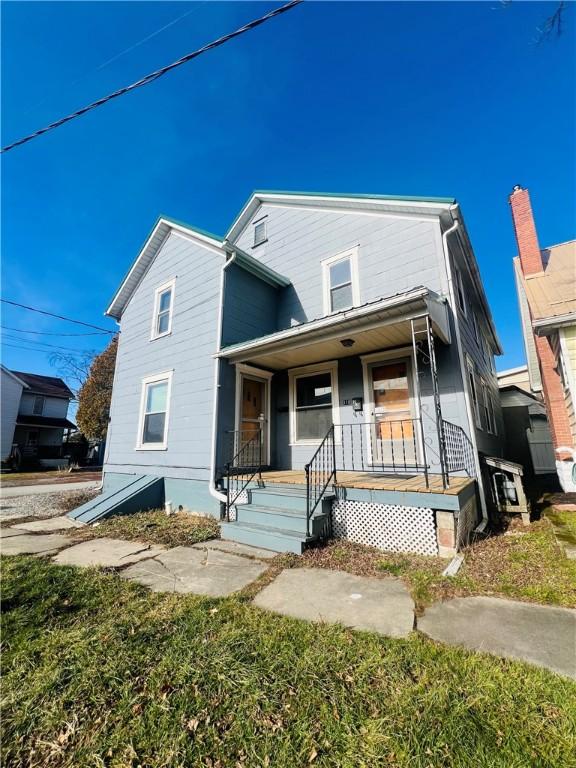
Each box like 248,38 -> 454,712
488,393 -> 497,435
136,370 -> 173,450
288,361 -> 340,445
472,312 -> 480,345
253,217 -> 267,247
455,268 -> 467,316
150,278 -> 176,340
32,395 -> 45,416
466,356 -> 481,429
480,379 -> 492,433
321,247 -> 360,316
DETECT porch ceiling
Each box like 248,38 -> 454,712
218,288 -> 451,370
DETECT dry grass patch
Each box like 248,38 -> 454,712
289,514 -> 576,610
70,508 -> 220,548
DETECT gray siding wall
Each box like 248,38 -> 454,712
19,393 -> 69,419
1,371 -> 22,460
449,236 -> 504,457
234,205 -> 449,330
221,263 -> 278,346
104,230 -> 224,490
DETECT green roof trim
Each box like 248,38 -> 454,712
251,190 -> 456,204
158,215 -> 223,243
232,247 -> 291,288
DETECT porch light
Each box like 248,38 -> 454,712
340,338 -> 355,348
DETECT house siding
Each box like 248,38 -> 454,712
104,230 -> 224,514
448,236 -> 503,457
1,370 -> 23,460
560,326 -> 576,442
19,393 -> 69,419
233,204 -> 449,330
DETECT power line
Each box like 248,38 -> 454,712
1,333 -> 99,353
1,325 -> 109,336
23,6 -> 203,117
1,299 -> 116,333
1,1 -> 303,153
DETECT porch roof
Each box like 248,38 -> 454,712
217,287 -> 451,369
16,416 -> 76,429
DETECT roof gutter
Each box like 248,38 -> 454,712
441,208 -> 489,529
533,312 -> 576,335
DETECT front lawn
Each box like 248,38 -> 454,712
1,556 -> 575,768
291,514 -> 576,610
70,508 -> 220,548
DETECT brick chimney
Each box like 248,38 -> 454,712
509,185 -> 544,275
509,185 -> 574,463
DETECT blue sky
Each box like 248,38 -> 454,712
2,0 -> 575,390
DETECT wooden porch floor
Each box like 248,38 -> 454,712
260,470 -> 474,496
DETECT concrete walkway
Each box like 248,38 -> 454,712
1,516 -> 575,676
254,567 -> 415,638
0,481 -> 100,499
419,596 -> 576,679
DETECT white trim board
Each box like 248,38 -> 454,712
288,360 -> 340,446
135,370 -> 174,451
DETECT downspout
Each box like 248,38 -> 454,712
441,209 -> 489,529
208,251 -> 237,505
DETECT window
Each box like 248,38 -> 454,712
253,219 -> 267,247
322,248 -> 359,314
472,313 -> 480,345
489,394 -> 497,435
480,380 -> 491,432
137,372 -> 173,449
455,269 -> 467,315
289,363 -> 339,443
467,357 -> 481,428
32,396 -> 45,416
151,279 -> 175,339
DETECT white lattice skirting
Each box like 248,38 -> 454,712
332,500 -> 438,556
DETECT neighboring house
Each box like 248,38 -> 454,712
497,365 -> 556,479
0,367 -> 76,468
509,185 -> 576,492
86,191 -> 504,557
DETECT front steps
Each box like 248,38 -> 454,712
221,482 -> 333,554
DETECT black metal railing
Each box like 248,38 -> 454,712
442,419 -> 476,478
334,419 -> 429,485
304,425 -> 337,538
225,428 -> 262,467
225,429 -> 263,522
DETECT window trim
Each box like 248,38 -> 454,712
32,395 -> 45,416
480,378 -> 492,433
321,247 -> 360,316
252,217 -> 267,248
288,361 -> 340,445
455,268 -> 467,316
150,278 -> 176,340
136,370 -> 173,450
466,356 -> 482,429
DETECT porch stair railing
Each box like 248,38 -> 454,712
442,419 -> 477,479
225,429 -> 263,522
304,425 -> 337,538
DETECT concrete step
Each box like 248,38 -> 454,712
236,504 -> 327,535
250,486 -> 335,513
220,521 -> 308,555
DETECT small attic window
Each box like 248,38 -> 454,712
253,219 -> 267,247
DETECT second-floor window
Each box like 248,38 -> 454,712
253,218 -> 267,247
455,269 -> 467,315
32,396 -> 45,416
467,357 -> 481,429
322,248 -> 359,314
151,279 -> 175,339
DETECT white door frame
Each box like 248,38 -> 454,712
360,348 -> 422,468
234,363 -> 273,465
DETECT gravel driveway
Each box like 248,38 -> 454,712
0,489 -> 98,522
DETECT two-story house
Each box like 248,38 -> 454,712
0,366 -> 75,467
73,191 -> 504,557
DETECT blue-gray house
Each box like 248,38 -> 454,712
74,191 -> 504,557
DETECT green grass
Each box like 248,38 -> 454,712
2,557 -> 575,768
70,509 -> 220,549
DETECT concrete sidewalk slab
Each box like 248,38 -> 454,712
1,533 -> 73,556
0,481 -> 100,499
121,546 -> 268,596
254,568 -> 415,638
52,538 -> 164,568
419,596 -> 576,679
14,516 -> 84,532
192,538 -> 277,560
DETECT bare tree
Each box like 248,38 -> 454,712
49,350 -> 96,396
